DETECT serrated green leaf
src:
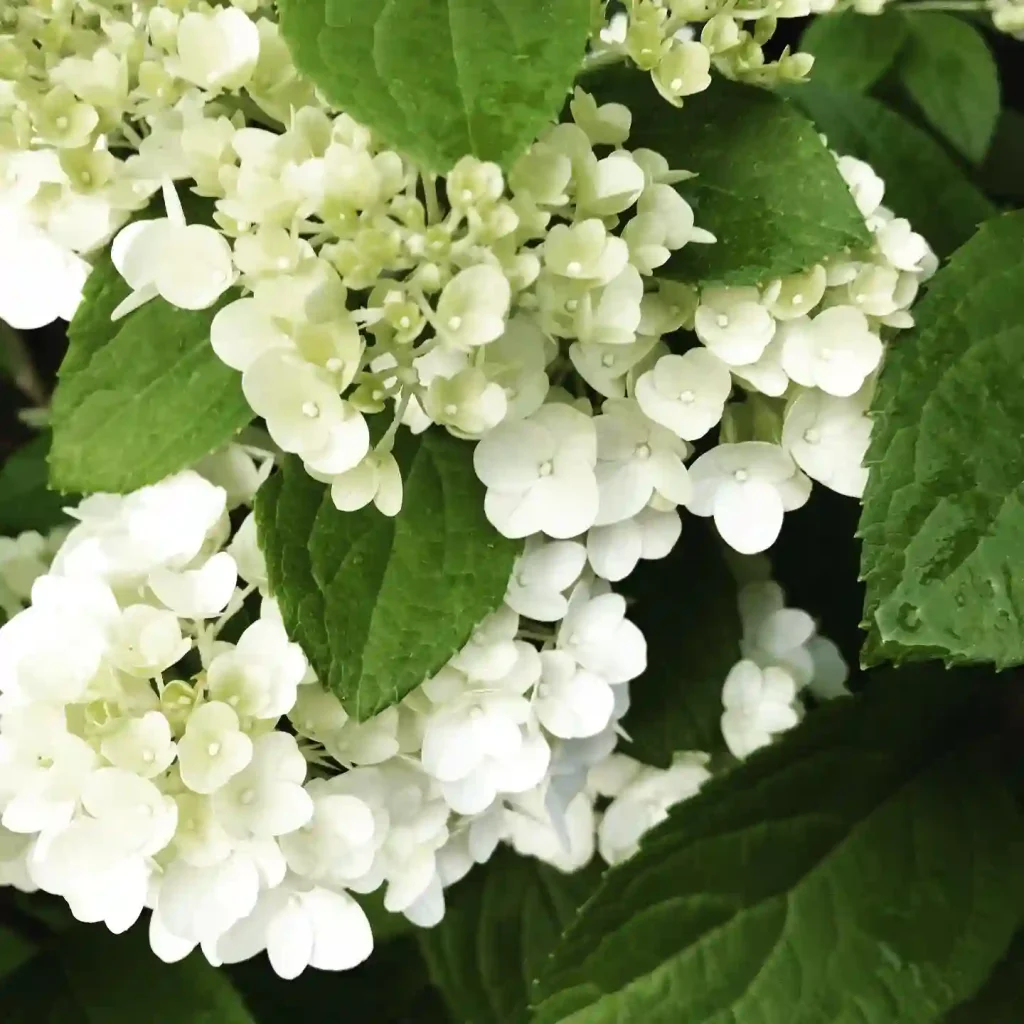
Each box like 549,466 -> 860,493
790,83 -> 996,259
279,0 -> 592,172
48,252 -> 253,494
531,671 -> 1024,1024
419,848 -> 603,1024
619,518 -> 740,765
0,433 -> 71,535
860,210 -> 1024,667
945,930 -> 1024,1023
800,9 -> 908,92
0,924 -> 255,1024
255,435 -> 520,720
900,13 -> 1000,164
583,69 -> 872,287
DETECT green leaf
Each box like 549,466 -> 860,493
255,435 -> 520,720
800,9 -> 908,93
860,210 -> 1024,667
584,69 -> 871,287
420,848 -> 603,1024
0,927 -> 35,982
619,518 -> 740,765
0,434 -> 71,535
899,13 -> 1000,164
531,671 -> 1024,1023
945,930 -> 1024,1023
978,108 -> 1024,203
279,0 -> 592,172
0,924 -> 255,1024
790,83 -> 996,258
49,252 -> 252,494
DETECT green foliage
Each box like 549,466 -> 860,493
860,210 -> 1024,667
585,69 -> 872,286
800,9 -> 909,92
899,14 -> 1000,164
979,109 -> 1024,203
0,924 -> 255,1023
619,518 -> 740,764
944,930 -> 1024,1023
0,433 -> 70,535
790,83 -> 996,258
419,848 -> 604,1024
278,0 -> 592,172
49,253 -> 252,494
255,436 -> 520,720
531,672 -> 1024,1023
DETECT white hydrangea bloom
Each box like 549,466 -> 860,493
720,660 -> 801,760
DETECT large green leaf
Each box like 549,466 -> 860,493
279,0 -> 592,172
790,83 -> 997,259
420,849 -> 603,1024
899,13 -> 1000,164
255,437 -> 520,720
860,210 -> 1024,667
0,433 -> 71,535
0,924 -> 255,1023
945,931 -> 1024,1023
531,671 -> 1024,1023
585,69 -> 871,287
619,518 -> 740,765
979,108 -> 1024,203
49,253 -> 252,494
800,9 -> 908,93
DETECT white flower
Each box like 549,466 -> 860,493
434,265 -> 512,350
738,581 -> 816,687
782,390 -> 871,497
634,184 -> 714,250
573,265 -> 644,347
507,789 -> 596,873
587,507 -> 681,582
762,265 -> 827,321
635,349 -> 732,440
544,219 -> 630,286
177,701 -> 254,795
149,551 -> 238,620
423,367 -> 508,438
207,618 -> 308,720
687,442 -> 810,554
173,8 -> 261,92
210,298 -> 292,372
213,878 -> 373,979
694,287 -> 776,366
837,156 -> 885,217
473,403 -> 599,540
575,152 -> 646,218
653,40 -> 713,106
450,605 -> 521,682
569,88 -> 632,146
875,216 -> 931,273
557,582 -> 646,685
779,306 -> 883,397
504,539 -> 587,621
228,514 -> 268,589
535,650 -> 616,739
0,705 -> 98,833
212,733 -> 313,839
110,181 -> 235,319
242,349 -> 369,474
330,451 -> 403,516
593,398 -> 692,524
597,753 -> 710,864
730,335 -> 789,397
720,659 -> 800,759
100,711 -> 177,778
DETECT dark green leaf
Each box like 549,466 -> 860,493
531,671 -> 1024,1023
800,9 -> 908,92
790,83 -> 996,258
49,252 -> 252,494
585,69 -> 871,286
978,108 -> 1024,203
620,518 -> 740,765
860,210 -> 1024,667
0,924 -> 255,1024
899,13 -> 1000,164
279,0 -> 592,172
0,926 -> 35,982
945,930 -> 1024,1023
255,436 -> 519,720
420,848 -> 603,1024
0,433 -> 71,535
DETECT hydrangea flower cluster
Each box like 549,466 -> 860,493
0,453 -> 845,975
